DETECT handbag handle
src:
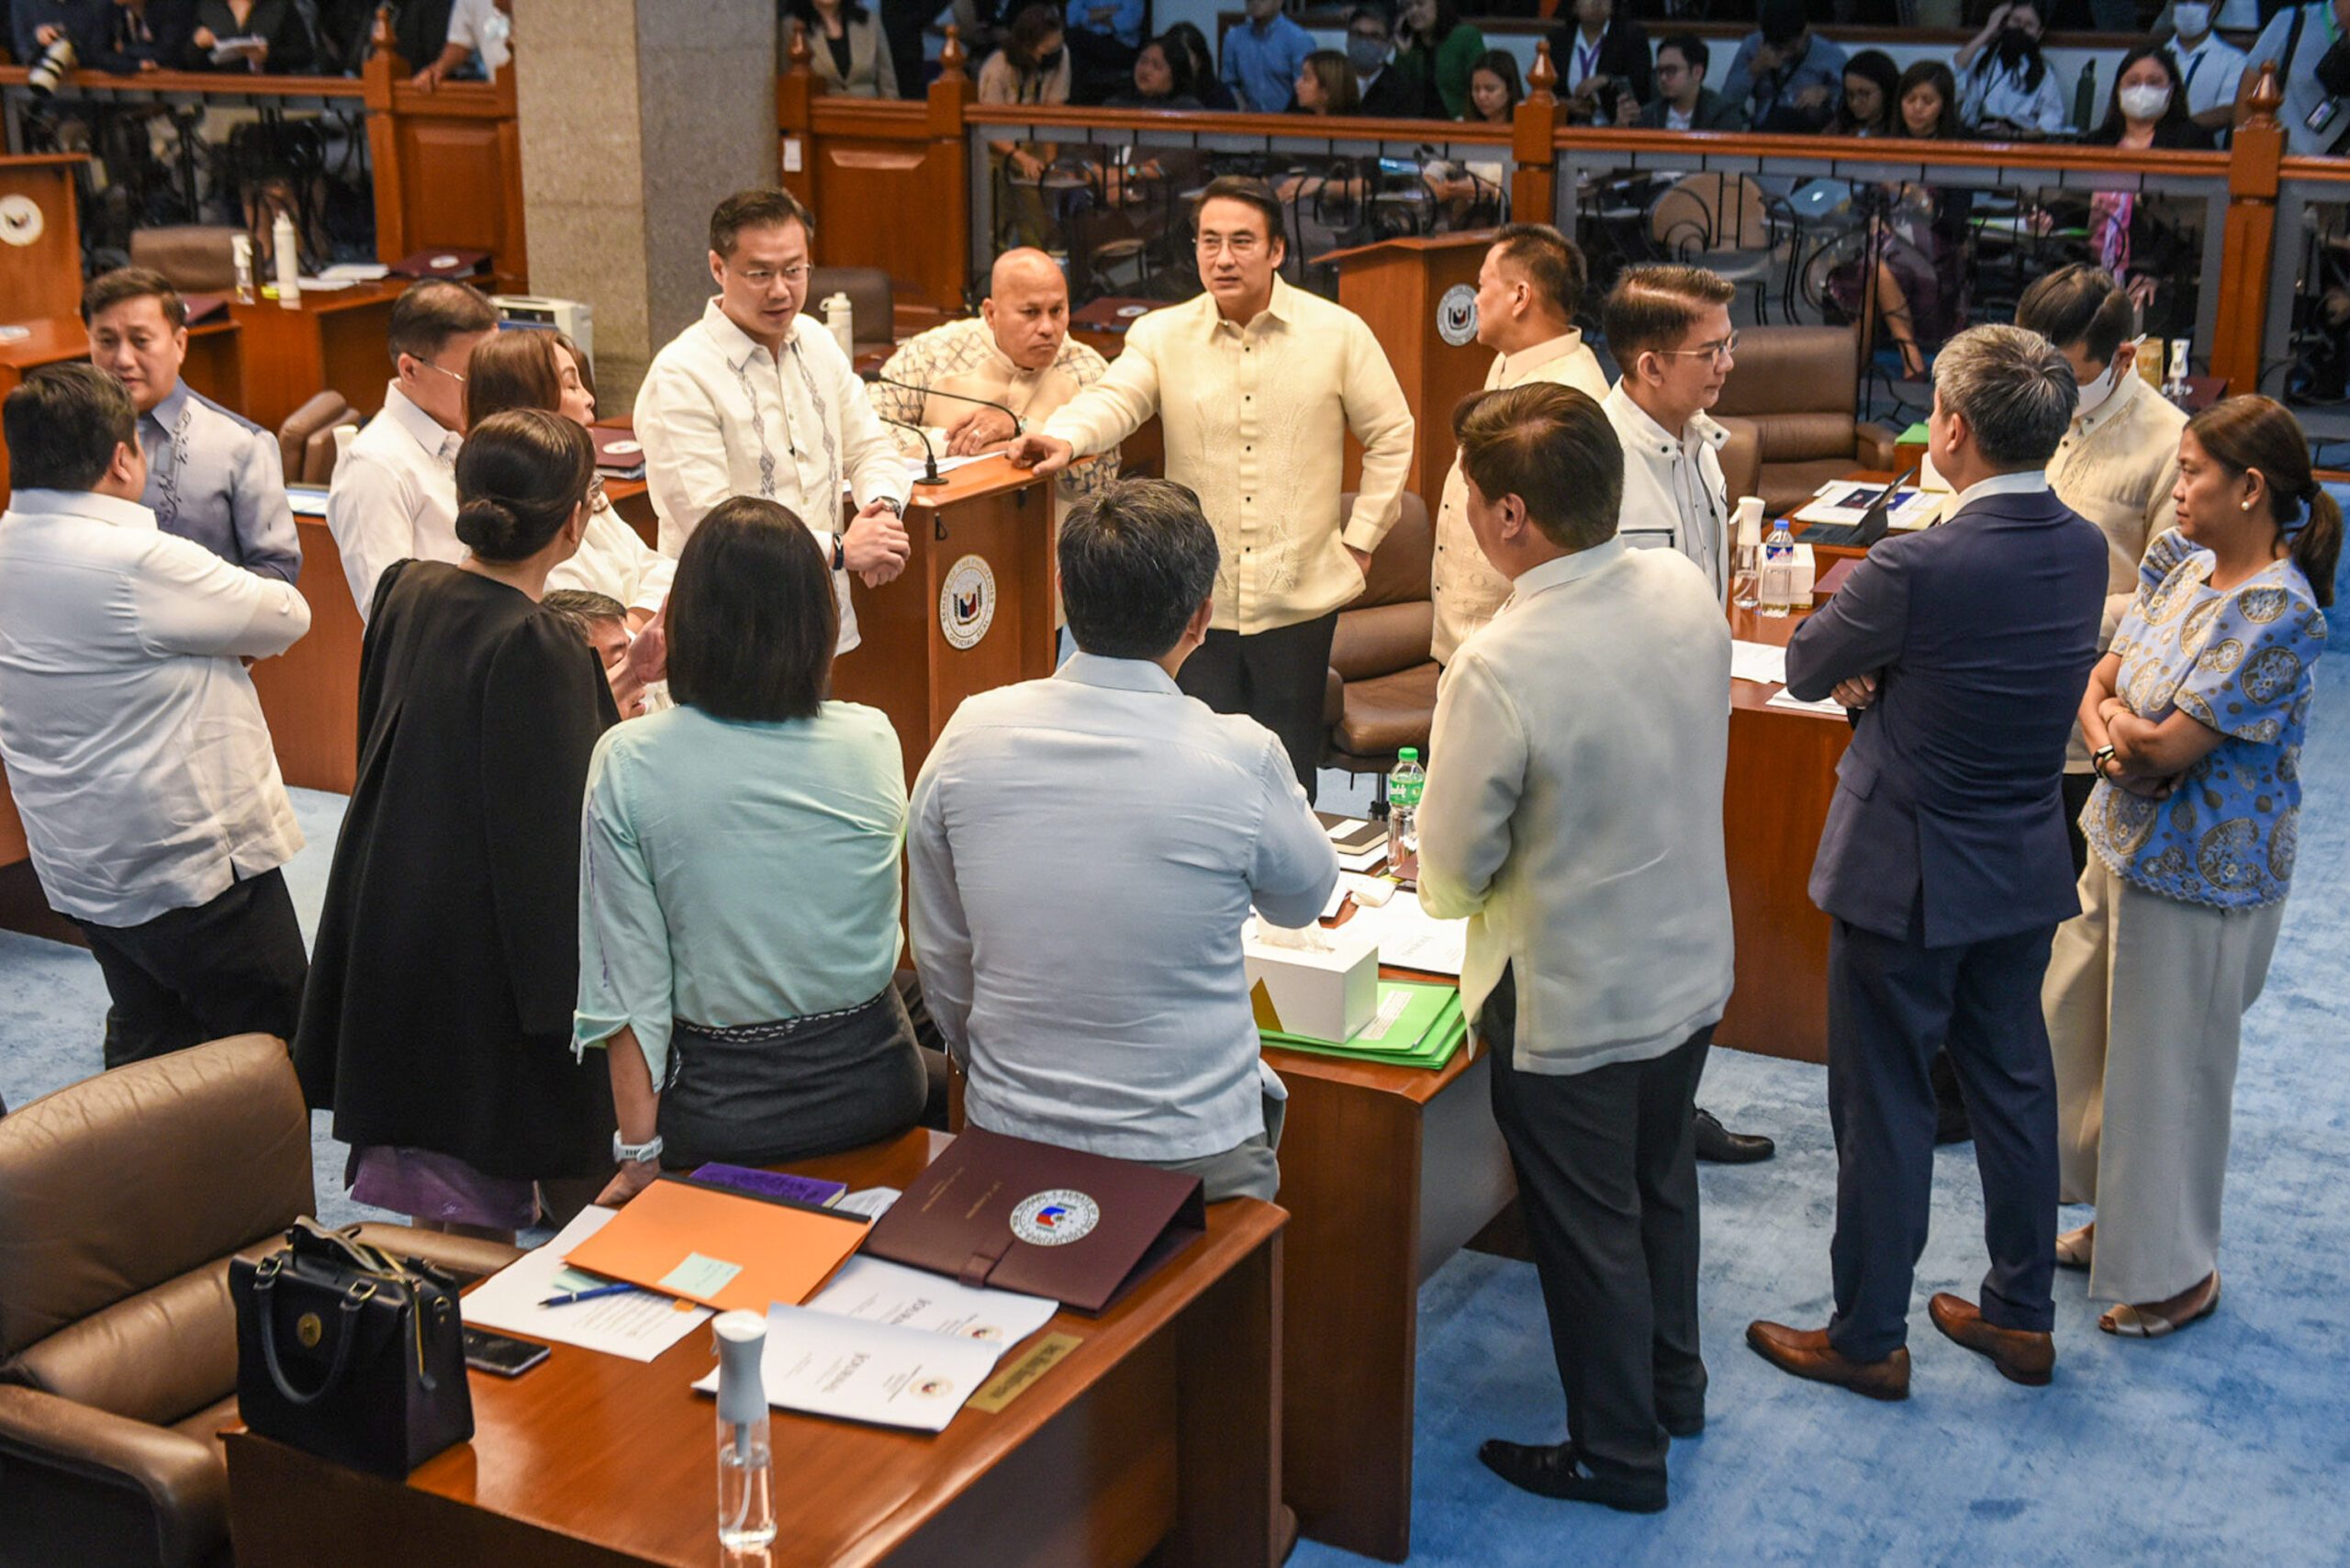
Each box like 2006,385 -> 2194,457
252,1263 -> 375,1408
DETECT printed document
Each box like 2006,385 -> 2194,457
460,1205 -> 712,1361
690,1303 -> 1003,1432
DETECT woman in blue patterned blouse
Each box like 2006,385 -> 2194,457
2044,396 -> 2340,1340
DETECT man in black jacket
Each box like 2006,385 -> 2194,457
1630,35 -> 1751,131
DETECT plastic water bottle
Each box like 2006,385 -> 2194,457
1758,518 -> 1797,618
712,1311 -> 777,1553
271,210 -> 300,309
2163,338 -> 2191,407
1730,496 -> 1764,610
1386,746 -> 1426,869
822,291 -> 855,362
230,233 -> 256,305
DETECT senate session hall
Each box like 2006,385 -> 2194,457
1,0 -> 2346,1563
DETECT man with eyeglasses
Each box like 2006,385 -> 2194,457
1600,265 -> 1739,599
1007,175 -> 1414,801
635,188 -> 912,658
1628,35 -> 1749,131
327,279 -> 500,622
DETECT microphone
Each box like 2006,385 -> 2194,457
868,374 -> 1027,450
876,414 -> 949,487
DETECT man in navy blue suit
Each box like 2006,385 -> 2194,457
1748,325 -> 2107,1398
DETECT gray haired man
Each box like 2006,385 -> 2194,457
1747,326 -> 2108,1399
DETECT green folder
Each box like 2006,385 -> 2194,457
1260,980 -> 1468,1070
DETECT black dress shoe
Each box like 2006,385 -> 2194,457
1478,1439 -> 1668,1512
1694,1108 -> 1774,1164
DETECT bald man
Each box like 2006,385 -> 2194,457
870,249 -> 1118,503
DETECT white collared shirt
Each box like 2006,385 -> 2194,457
327,383 -> 462,623
634,298 -> 911,655
1604,381 -> 1731,597
1418,538 -> 1734,1076
2171,30 -> 2248,119
908,653 -> 1340,1161
2046,370 -> 2186,629
1431,330 -> 1609,663
1949,466 -> 2053,517
0,489 -> 309,926
545,495 -> 675,615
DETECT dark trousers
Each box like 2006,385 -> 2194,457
74,868 -> 308,1070
1484,969 -> 1709,1484
1176,613 -> 1338,803
2062,769 -> 2096,880
1825,917 -> 2060,1363
878,0 -> 936,97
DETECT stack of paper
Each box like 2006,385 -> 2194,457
1261,979 -> 1468,1070
1729,640 -> 1787,686
460,1206 -> 712,1362
1342,889 -> 1469,977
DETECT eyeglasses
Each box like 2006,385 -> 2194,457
1196,233 -> 1265,257
733,263 -> 812,286
413,358 -> 466,385
1659,332 -> 1738,364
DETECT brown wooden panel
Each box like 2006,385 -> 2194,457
0,156 -> 84,323
811,133 -> 969,314
1329,234 -> 1492,508
250,514 -> 363,794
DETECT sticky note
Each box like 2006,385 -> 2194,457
660,1252 -> 744,1297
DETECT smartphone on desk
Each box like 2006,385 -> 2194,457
463,1326 -> 552,1378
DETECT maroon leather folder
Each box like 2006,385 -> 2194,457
386,249 -> 490,279
862,1128 -> 1207,1315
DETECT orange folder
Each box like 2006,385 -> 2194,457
563,1176 -> 869,1314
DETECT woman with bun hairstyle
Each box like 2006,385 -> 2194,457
296,409 -> 622,1241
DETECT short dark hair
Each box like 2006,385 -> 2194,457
1492,224 -> 1587,321
1658,33 -> 1708,76
1347,3 -> 1393,37
1602,264 -> 1736,368
1194,175 -> 1284,244
1759,0 -> 1807,47
1451,383 -> 1622,552
542,588 -> 629,636
666,498 -> 837,721
2017,263 -> 2137,365
386,279 -> 498,367
1060,478 -> 1223,660
3,363 -> 138,494
453,408 -> 596,562
83,266 -> 186,330
464,328 -> 563,426
709,188 -> 815,261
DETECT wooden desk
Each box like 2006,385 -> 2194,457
229,279 -> 405,434
224,1129 -> 1286,1568
0,315 -> 244,505
248,510 -> 363,794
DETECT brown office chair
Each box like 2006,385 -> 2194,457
276,390 -> 358,486
1711,324 -> 1900,517
1322,491 -> 1436,778
0,1036 -> 521,1568
806,266 -> 896,361
127,227 -> 247,295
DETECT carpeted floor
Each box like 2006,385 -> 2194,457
3,633 -> 2344,1566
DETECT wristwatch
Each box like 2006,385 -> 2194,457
2091,745 -> 2118,779
872,497 -> 905,517
612,1131 -> 665,1167
831,533 -> 846,572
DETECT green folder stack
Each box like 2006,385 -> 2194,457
1259,980 -> 1468,1070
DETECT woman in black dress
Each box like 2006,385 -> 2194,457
297,409 -> 620,1239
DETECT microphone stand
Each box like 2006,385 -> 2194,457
868,374 -> 1028,453
876,415 -> 950,487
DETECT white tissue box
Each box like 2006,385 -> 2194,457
1245,923 -> 1380,1043
1791,543 -> 1817,600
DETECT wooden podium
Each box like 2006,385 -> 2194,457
833,454 -> 1056,784
1320,231 -> 1496,506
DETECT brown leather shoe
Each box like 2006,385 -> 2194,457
1745,1321 -> 1910,1401
1929,1294 -> 2054,1386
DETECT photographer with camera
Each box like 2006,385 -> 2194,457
2246,0 -> 2350,155
13,0 -> 100,94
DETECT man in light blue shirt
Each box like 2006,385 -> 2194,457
2247,0 -> 2350,156
1221,0 -> 1315,113
1718,0 -> 1844,133
84,268 -> 300,585
909,476 -> 1339,1201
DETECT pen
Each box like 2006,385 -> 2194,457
540,1282 -> 639,1307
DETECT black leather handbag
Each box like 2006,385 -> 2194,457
230,1219 -> 473,1478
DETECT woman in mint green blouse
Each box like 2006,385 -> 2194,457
2047,397 -> 2340,1342
1396,0 -> 1486,118
576,498 -> 924,1202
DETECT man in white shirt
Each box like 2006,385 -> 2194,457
412,0 -> 509,86
910,477 -> 1340,1201
1432,224 -> 1608,664
326,279 -> 498,622
84,266 -> 300,585
1010,175 -> 1416,801
2166,3 -> 2247,134
1600,264 -> 1738,599
1417,382 -> 1731,1515
0,364 -> 311,1069
635,187 -> 911,656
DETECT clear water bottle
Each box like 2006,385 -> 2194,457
1387,746 -> 1426,870
1758,518 -> 1797,618
712,1310 -> 777,1553
1730,496 -> 1764,610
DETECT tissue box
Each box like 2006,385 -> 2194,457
1246,923 -> 1380,1044
1791,543 -> 1817,600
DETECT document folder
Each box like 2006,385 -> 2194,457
862,1128 -> 1206,1315
561,1174 -> 868,1314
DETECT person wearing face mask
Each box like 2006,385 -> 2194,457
1344,3 -> 1432,118
2165,1 -> 2247,136
83,266 -> 300,585
2078,47 -> 2210,339
1953,1 -> 2067,138
978,2 -> 1072,242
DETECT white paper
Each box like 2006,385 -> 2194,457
689,1303 -> 1003,1432
1729,640 -> 1787,687
318,261 -> 391,281
805,1256 -> 1058,1348
1765,687 -> 1851,720
1319,881 -> 1348,920
834,1186 -> 901,1218
1336,844 -> 1388,874
1346,890 -> 1468,977
1323,817 -> 1368,841
460,1205 -> 713,1362
292,276 -> 358,292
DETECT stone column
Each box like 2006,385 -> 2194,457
511,0 -> 778,409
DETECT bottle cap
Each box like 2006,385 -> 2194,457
1735,496 -> 1764,544
1398,746 -> 1418,763
713,1310 -> 768,1428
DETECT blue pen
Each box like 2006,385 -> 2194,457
540,1282 -> 640,1308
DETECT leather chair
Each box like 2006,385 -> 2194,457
0,1036 -> 521,1568
807,265 -> 895,362
127,227 -> 246,295
1322,491 -> 1436,778
276,390 -> 358,486
1711,324 -> 1899,516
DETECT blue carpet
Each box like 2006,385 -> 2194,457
4,579 -> 2345,1563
